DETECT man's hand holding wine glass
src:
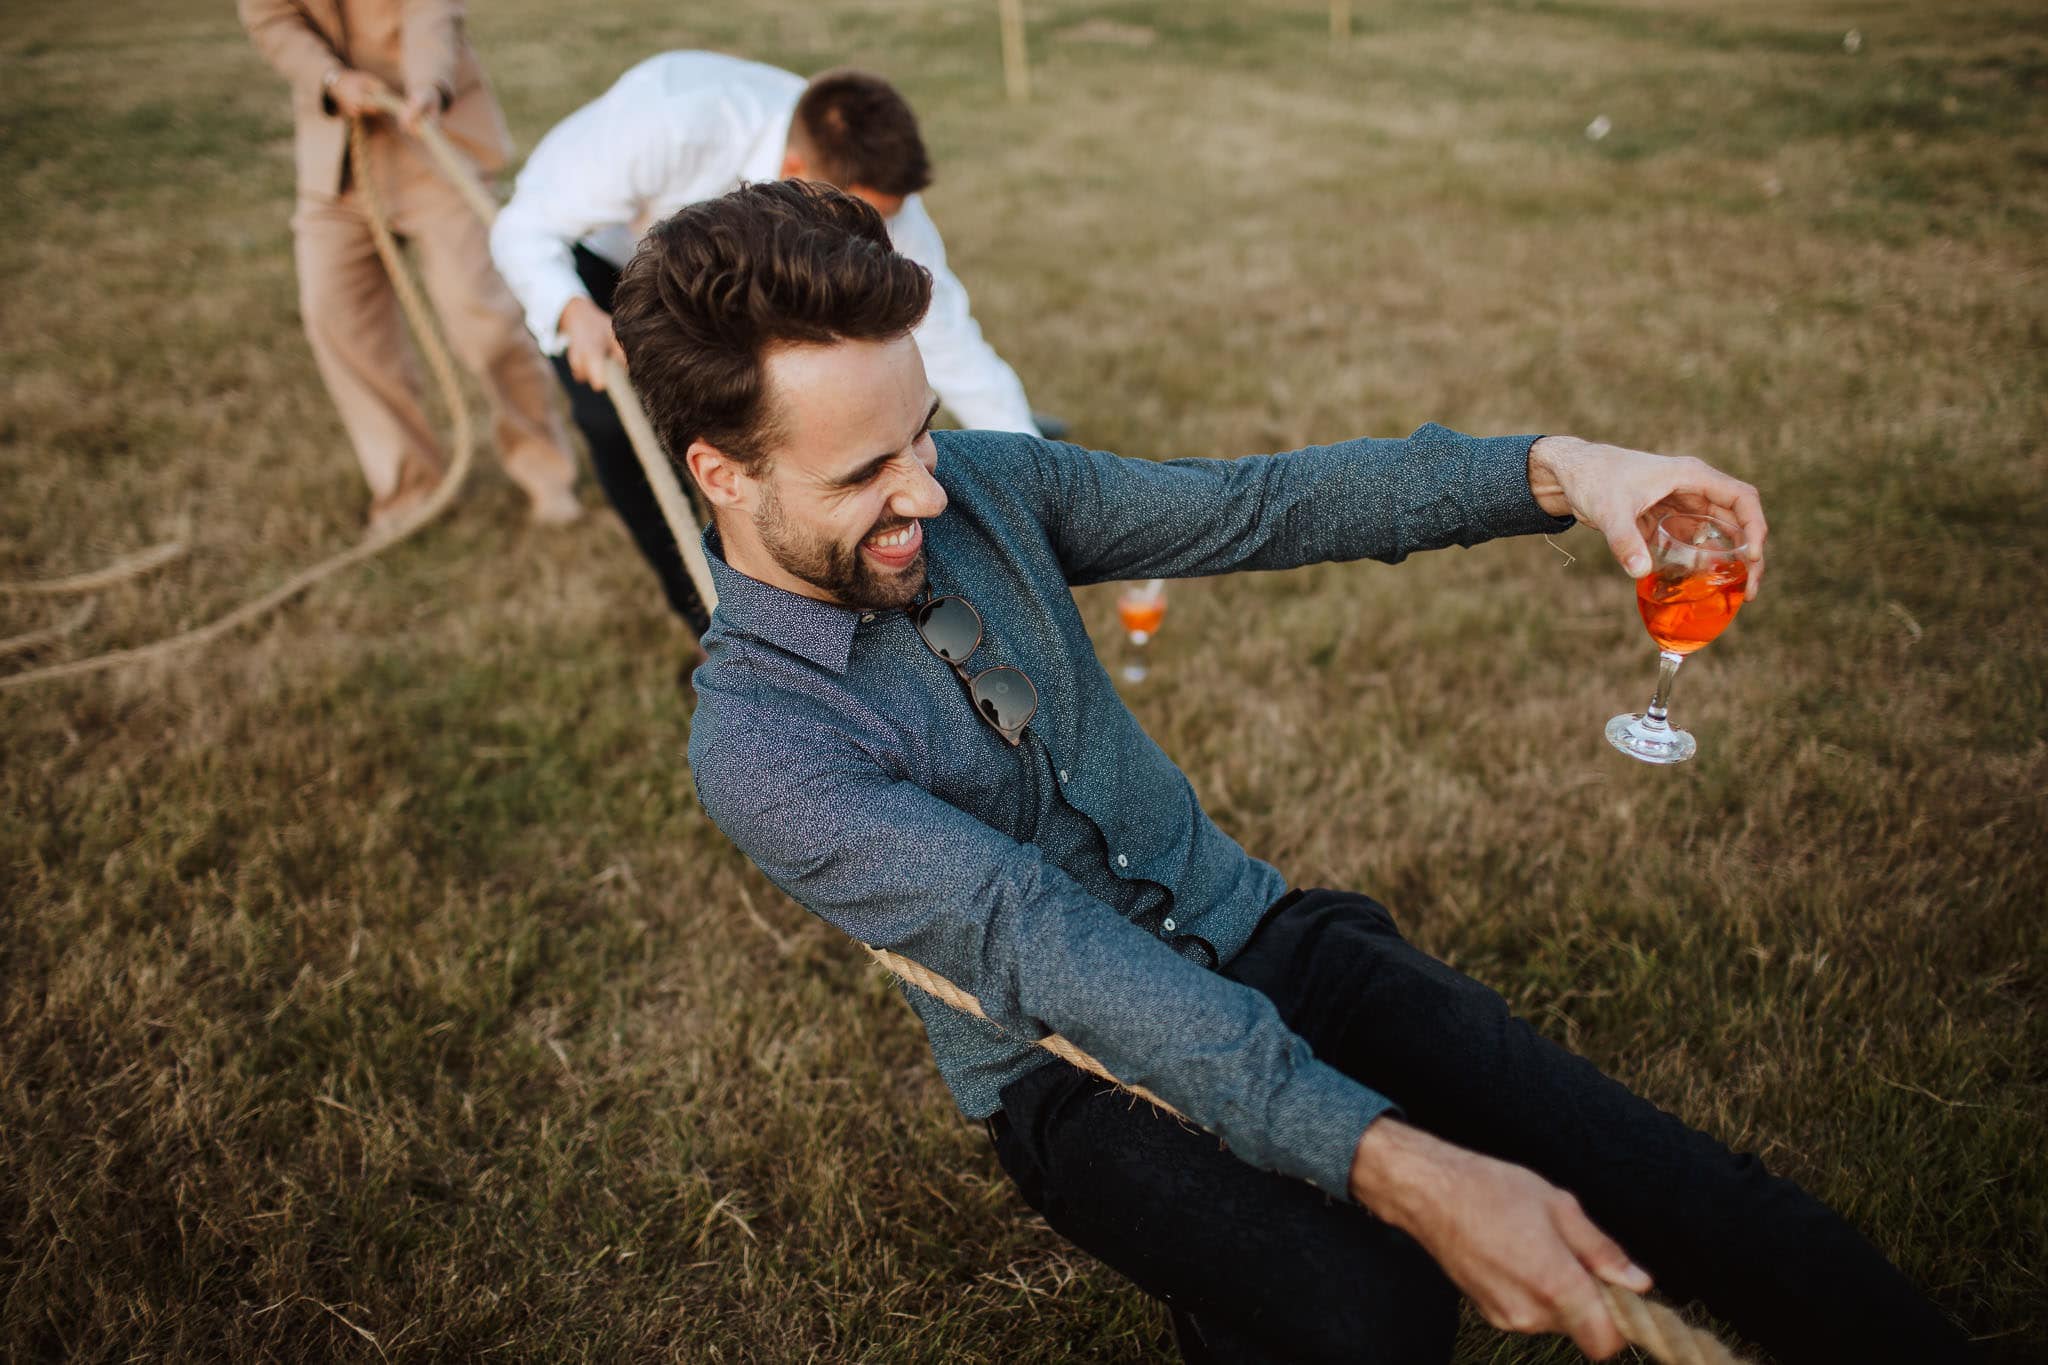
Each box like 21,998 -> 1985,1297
1527,435 -> 1769,600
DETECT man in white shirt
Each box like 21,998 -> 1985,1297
492,52 -> 1044,636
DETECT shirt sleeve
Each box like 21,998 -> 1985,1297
489,82 -> 722,353
398,0 -> 462,104
694,710 -> 1395,1200
238,0 -> 342,94
1017,423 -> 1572,585
889,198 -> 1039,434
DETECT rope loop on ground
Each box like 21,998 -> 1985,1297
0,112 -> 470,692
3,96 -> 715,690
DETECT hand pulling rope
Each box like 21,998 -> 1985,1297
872,948 -> 1749,1363
2,96 -> 717,689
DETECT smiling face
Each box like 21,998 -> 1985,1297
689,331 -> 947,612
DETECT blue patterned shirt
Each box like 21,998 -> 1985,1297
689,425 -> 1568,1199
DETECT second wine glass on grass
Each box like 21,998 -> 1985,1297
1606,512 -> 1748,765
1116,580 -> 1167,683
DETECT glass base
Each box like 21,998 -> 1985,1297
1606,711 -> 1696,765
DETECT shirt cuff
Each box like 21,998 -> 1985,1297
1260,1056 -> 1401,1201
523,276 -> 586,357
1442,426 -> 1576,538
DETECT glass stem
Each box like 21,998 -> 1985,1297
1643,650 -> 1687,730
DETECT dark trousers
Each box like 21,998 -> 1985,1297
551,246 -> 711,636
989,889 -> 1971,1364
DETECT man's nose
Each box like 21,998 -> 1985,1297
889,458 -> 948,520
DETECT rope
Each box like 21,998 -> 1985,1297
0,540 -> 187,597
1,93 -> 716,693
0,600 -> 97,660
866,945 -> 1180,1115
0,113 -> 472,692
1603,1283 -> 1752,1365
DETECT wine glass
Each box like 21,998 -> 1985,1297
1115,579 -> 1167,683
1605,512 -> 1748,764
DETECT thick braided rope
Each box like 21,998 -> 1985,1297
1603,1283 -> 1752,1364
0,116 -> 471,691
866,945 -> 1752,1364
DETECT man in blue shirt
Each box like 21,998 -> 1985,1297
611,181 -> 1968,1362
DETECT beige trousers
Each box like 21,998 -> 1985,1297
290,127 -> 574,519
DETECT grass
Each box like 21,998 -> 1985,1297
3,0 -> 2044,1359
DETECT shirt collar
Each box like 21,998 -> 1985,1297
705,528 -> 865,675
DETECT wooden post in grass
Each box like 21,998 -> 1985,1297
1332,0 -> 1352,47
999,0 -> 1031,102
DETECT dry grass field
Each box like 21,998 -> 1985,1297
3,0 -> 2044,1359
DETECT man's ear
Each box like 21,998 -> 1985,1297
686,439 -> 751,515
779,146 -> 809,181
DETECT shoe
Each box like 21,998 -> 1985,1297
1032,411 -> 1070,441
529,487 -> 585,526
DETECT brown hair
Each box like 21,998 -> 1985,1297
789,68 -> 933,197
611,180 -> 933,476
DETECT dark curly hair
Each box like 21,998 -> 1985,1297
790,69 -> 932,197
611,180 -> 933,478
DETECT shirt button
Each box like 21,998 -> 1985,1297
1162,917 -> 1177,932
859,613 -> 875,624
1058,769 -> 1069,783
1116,854 -> 1128,868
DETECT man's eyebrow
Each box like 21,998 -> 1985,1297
824,397 -> 941,488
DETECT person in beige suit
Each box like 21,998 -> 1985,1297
239,0 -> 579,534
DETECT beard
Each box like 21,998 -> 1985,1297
752,482 -> 928,612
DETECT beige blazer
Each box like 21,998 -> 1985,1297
239,0 -> 514,197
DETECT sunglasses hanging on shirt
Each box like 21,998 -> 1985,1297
912,594 -> 1039,747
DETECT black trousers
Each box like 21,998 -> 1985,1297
989,889 -> 1971,1364
551,246 -> 711,636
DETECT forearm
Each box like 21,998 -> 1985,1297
1347,1114 -> 1446,1225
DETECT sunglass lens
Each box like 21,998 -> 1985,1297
917,596 -> 982,663
971,666 -> 1038,734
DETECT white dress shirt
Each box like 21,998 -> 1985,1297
491,51 -> 1038,434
